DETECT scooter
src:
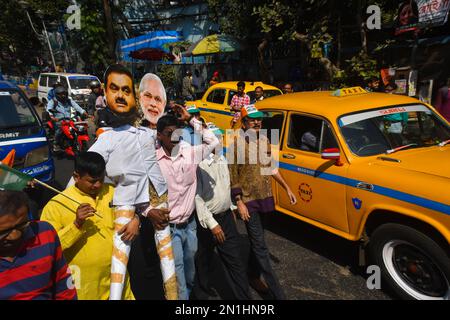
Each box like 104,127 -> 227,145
42,111 -> 89,157
59,116 -> 90,157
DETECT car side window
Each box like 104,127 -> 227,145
206,90 -> 215,103
321,122 -> 339,151
262,111 -> 285,143
228,90 -> 237,105
61,77 -> 69,89
48,76 -> 59,87
288,114 -> 338,153
206,89 -> 226,104
39,76 -> 48,87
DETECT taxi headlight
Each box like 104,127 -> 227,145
24,146 -> 50,167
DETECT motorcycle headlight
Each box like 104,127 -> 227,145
24,145 -> 50,167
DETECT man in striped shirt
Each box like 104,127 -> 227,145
230,81 -> 251,127
0,190 -> 77,300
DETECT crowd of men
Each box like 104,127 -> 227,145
0,64 -> 297,300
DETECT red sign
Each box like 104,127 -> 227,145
298,183 -> 313,203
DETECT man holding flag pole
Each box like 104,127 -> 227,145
40,151 -> 135,300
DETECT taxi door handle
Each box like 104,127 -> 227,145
356,182 -> 374,191
283,153 -> 296,159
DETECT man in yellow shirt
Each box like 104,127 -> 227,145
41,151 -> 137,300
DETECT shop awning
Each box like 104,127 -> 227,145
119,31 -> 183,62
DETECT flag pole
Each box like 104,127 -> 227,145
33,178 -> 103,219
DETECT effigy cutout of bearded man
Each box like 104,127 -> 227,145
134,72 -> 178,300
88,65 -> 175,300
139,73 -> 167,129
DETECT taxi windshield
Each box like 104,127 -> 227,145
0,90 -> 37,129
338,104 -> 450,157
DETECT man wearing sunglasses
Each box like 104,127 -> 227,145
0,190 -> 77,300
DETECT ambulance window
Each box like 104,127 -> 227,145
61,77 -> 69,89
48,75 -> 59,87
39,75 -> 48,87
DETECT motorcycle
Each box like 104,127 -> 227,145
42,111 -> 90,157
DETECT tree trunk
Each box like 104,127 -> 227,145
357,0 -> 367,54
337,12 -> 342,69
103,0 -> 116,62
257,38 -> 270,83
293,31 -> 339,81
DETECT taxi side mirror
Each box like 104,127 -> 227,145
321,148 -> 343,166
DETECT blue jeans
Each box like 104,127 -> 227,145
170,216 -> 198,300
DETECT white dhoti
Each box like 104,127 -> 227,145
110,205 -> 134,300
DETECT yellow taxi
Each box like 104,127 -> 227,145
254,87 -> 450,300
186,81 -> 282,129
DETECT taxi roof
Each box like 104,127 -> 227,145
211,81 -> 281,92
256,91 -> 423,119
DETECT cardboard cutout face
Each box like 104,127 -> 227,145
105,72 -> 136,115
139,78 -> 166,127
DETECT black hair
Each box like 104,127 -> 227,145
0,190 -> 29,217
157,115 -> 179,133
255,86 -> 263,91
74,151 -> 106,178
103,64 -> 135,96
397,0 -> 419,26
237,81 -> 245,88
55,85 -> 68,95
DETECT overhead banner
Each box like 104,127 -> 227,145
395,0 -> 450,35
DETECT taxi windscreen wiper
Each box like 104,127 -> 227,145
386,143 -> 418,154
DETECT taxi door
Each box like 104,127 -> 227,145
199,88 -> 229,129
276,112 -> 349,232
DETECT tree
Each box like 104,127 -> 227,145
0,0 -> 67,75
207,0 -> 397,87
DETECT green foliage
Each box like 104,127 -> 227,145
163,40 -> 192,51
331,51 -> 378,88
0,0 -> 67,74
157,64 -> 176,89
66,1 -> 112,73
252,0 -> 291,35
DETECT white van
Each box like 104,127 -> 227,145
37,73 -> 100,109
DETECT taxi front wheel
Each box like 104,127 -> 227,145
369,223 -> 450,300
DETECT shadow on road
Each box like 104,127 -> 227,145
261,211 -> 366,277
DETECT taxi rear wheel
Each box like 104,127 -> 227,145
369,223 -> 450,300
